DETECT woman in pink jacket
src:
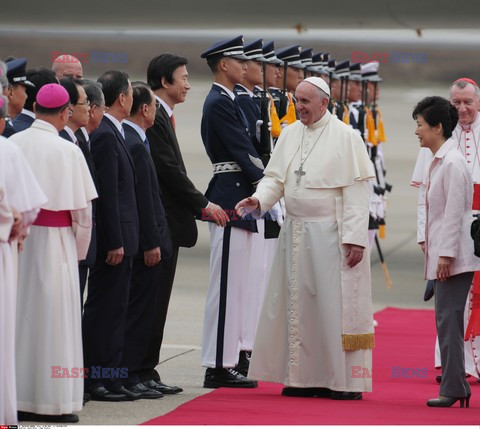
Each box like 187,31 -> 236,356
414,96 -> 480,408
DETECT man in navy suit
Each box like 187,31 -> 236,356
121,82 -> 172,399
59,78 -> 99,311
59,77 -> 91,143
12,67 -> 57,132
199,36 -> 265,388
82,70 -> 140,402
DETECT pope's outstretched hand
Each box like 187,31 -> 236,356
235,197 -> 260,218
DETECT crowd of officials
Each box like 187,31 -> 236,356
11,34 -> 480,424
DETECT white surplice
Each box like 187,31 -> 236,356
0,186 -> 15,425
248,111 -> 375,391
0,137 -> 46,425
9,119 -> 97,415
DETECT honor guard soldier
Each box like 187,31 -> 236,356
275,45 -> 304,125
200,35 -> 264,388
347,62 -> 363,132
307,52 -> 323,78
259,41 -> 283,142
234,39 -> 268,155
2,58 -> 34,137
234,39 -> 282,375
332,60 -> 350,123
361,61 -> 389,248
299,48 -> 313,79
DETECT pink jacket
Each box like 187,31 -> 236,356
424,138 -> 480,280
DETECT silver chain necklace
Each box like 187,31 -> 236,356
294,119 -> 330,185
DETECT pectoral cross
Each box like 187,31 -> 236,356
294,165 -> 306,185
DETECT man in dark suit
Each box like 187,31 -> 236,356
75,80 -> 105,310
82,70 -> 140,402
59,77 -> 91,143
121,82 -> 173,399
59,78 -> 96,313
199,36 -> 264,388
142,53 -> 228,394
12,67 -> 57,132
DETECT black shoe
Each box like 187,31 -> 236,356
143,379 -> 183,395
203,367 -> 258,388
331,391 -> 363,400
234,350 -> 251,377
18,411 -> 79,423
83,392 -> 90,405
128,382 -> 164,399
109,385 -> 142,400
436,375 -> 442,384
427,394 -> 470,408
89,386 -> 130,402
282,387 -> 332,398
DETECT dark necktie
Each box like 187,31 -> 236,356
144,136 -> 151,154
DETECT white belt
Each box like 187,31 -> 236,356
213,162 -> 242,174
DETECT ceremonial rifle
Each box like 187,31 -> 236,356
336,76 -> 345,120
259,62 -> 272,167
375,234 -> 393,289
357,79 -> 366,140
278,62 -> 289,118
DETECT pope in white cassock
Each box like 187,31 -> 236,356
236,77 -> 375,400
9,84 -> 97,423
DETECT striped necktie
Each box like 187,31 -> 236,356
144,136 -> 151,153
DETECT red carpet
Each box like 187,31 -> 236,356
143,308 -> 480,425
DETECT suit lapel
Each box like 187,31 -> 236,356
157,105 -> 186,168
124,123 -> 158,173
104,116 -> 136,172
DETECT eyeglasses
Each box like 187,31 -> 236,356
77,100 -> 90,106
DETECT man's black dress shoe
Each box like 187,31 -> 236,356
109,385 -> 142,400
128,382 -> 164,399
234,350 -> 251,377
89,386 -> 130,402
203,367 -> 258,388
18,411 -> 79,423
143,379 -> 183,395
282,387 -> 332,398
331,391 -> 363,400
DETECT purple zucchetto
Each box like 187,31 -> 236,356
36,83 -> 70,108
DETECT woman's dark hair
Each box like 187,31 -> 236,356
412,96 -> 459,139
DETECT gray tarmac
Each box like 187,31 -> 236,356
21,81 -> 446,425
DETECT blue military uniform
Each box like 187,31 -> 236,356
2,58 -> 34,138
200,36 -> 264,388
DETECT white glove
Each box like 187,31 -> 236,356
255,119 -> 272,142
